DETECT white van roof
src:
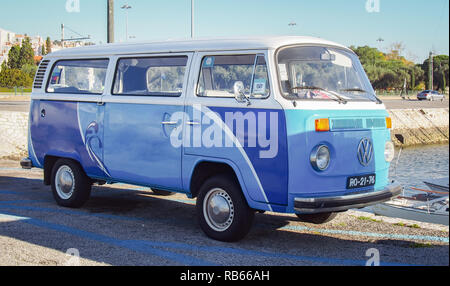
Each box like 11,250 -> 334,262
47,36 -> 351,58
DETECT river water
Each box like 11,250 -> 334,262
389,144 -> 449,190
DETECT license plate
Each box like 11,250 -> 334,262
347,174 -> 376,189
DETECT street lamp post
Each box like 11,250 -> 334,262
191,0 -> 194,39
376,38 -> 384,52
121,4 -> 132,41
107,0 -> 114,43
429,51 -> 434,90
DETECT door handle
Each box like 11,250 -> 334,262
162,121 -> 178,125
186,121 -> 200,126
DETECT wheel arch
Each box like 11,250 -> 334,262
43,152 -> 84,185
188,160 -> 245,200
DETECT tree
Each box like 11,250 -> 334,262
21,64 -> 37,79
422,55 -> 449,91
18,37 -> 35,68
46,37 -> 52,54
41,45 -> 46,56
0,68 -> 33,88
351,46 -> 385,66
386,42 -> 406,61
410,64 -> 425,90
351,45 -> 429,91
7,45 -> 22,69
0,62 -> 7,73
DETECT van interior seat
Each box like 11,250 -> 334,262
122,66 -> 148,93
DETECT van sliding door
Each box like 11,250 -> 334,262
102,54 -> 192,191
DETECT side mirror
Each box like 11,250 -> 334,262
233,81 -> 251,105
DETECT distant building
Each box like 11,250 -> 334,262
0,28 -> 16,66
0,27 -> 44,65
0,27 -> 93,66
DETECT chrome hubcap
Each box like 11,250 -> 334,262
203,188 -> 234,232
55,165 -> 75,200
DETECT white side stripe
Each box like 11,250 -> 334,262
193,105 -> 272,211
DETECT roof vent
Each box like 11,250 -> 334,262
33,60 -> 50,89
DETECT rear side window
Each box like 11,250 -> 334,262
47,59 -> 109,94
112,56 -> 188,97
197,54 -> 270,98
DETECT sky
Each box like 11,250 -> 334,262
0,0 -> 448,63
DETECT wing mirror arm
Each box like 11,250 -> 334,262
233,81 -> 251,106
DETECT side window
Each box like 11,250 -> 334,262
197,54 -> 270,98
47,59 -> 109,94
112,56 -> 188,97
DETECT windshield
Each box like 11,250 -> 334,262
277,46 -> 377,102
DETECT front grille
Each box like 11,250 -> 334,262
330,118 -> 386,131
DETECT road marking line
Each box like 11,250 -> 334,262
0,210 -> 216,266
280,225 -> 449,243
0,205 -> 145,222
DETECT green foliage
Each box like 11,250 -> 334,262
350,46 -> 385,66
351,46 -> 428,91
21,64 -> 37,79
46,37 -> 52,54
422,55 -> 449,92
18,37 -> 35,67
1,37 -> 37,88
7,45 -> 22,69
0,68 -> 33,88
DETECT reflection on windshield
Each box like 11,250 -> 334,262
278,46 -> 377,102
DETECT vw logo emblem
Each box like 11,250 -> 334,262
357,138 -> 374,166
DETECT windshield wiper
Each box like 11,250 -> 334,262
291,86 -> 348,104
340,88 -> 383,104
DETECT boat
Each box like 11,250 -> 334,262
424,178 -> 449,193
371,180 -> 449,226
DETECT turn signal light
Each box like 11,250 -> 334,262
315,118 -> 330,132
386,117 -> 392,129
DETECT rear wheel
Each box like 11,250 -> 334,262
51,159 -> 92,208
196,174 -> 254,242
296,212 -> 337,224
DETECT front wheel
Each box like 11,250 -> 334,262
196,175 -> 254,242
296,212 -> 337,224
51,159 -> 92,208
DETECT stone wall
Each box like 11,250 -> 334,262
0,111 -> 28,160
389,108 -> 449,146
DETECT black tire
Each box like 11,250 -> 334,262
51,159 -> 92,208
196,174 -> 255,242
296,212 -> 337,224
152,189 -> 174,196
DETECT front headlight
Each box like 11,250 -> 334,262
310,145 -> 330,171
384,141 -> 395,162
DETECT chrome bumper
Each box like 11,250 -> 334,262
294,183 -> 403,214
20,157 -> 33,170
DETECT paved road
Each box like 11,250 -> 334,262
0,98 -> 448,112
382,98 -> 449,110
0,161 -> 448,266
0,101 -> 30,112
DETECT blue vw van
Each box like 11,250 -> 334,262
22,37 -> 401,241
